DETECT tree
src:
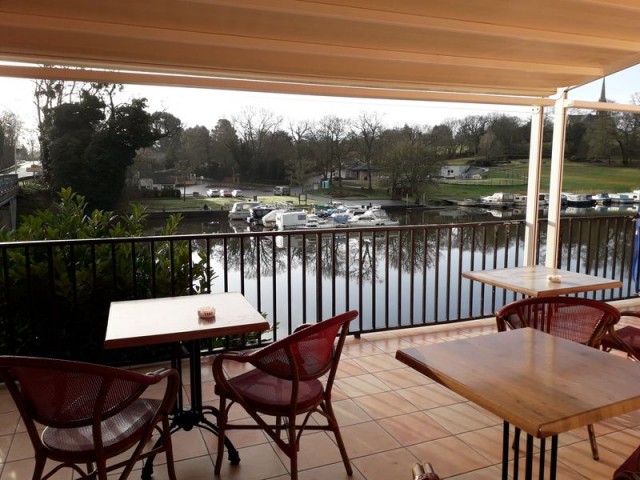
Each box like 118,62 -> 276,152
233,108 -> 282,180
478,131 -> 504,162
210,118 -> 239,178
317,116 -> 351,186
0,111 -> 21,170
288,121 -> 314,190
457,115 -> 488,155
352,112 -> 383,190
47,91 -> 167,210
381,125 -> 442,202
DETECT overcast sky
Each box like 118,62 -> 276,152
1,64 -> 639,144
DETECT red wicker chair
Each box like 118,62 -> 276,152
614,444 -> 640,479
496,296 -> 621,461
0,356 -> 179,480
212,310 -> 358,480
601,308 -> 640,362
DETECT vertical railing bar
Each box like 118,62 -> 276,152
371,231 -> 378,330
69,244 -> 78,305
491,225 -> 499,315
111,242 -> 118,292
480,224 -> 488,316
421,227 -> 428,325
434,227 -> 441,323
385,228 -> 390,327
271,235 -> 279,341
239,235 -> 245,295
150,240 -> 157,297
255,236 -> 262,312
332,232 -> 337,317
409,228 -> 416,326
315,231 -> 323,324
205,237 -> 212,293
302,233 -> 308,324
468,225 -> 476,318
456,226 -> 464,320
358,231 -> 364,326
445,228 -> 453,321
222,237 -> 229,292
169,240 -> 176,297
288,232 -> 294,332
345,231 -> 351,314
188,239 -> 194,294
501,224 -> 509,307
397,230 -> 403,326
130,241 -> 138,298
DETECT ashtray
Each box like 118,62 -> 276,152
198,306 -> 216,320
546,274 -> 562,283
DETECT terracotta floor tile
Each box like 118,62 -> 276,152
377,411 -> 451,446
408,436 -> 493,478
374,367 -> 434,390
352,353 -> 403,373
396,383 -> 464,410
355,391 -> 418,420
426,402 -> 499,435
332,398 -> 374,426
350,447 -> 419,480
334,374 -> 391,398
340,421 -> 401,457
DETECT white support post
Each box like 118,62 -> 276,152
546,91 -> 568,268
524,106 -> 544,267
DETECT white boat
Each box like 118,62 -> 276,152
228,201 -> 260,221
454,198 -> 479,207
609,193 -> 638,204
538,193 -> 550,206
347,209 -> 399,227
275,211 -> 308,230
513,194 -> 527,206
480,192 -> 515,208
592,193 -> 611,205
564,193 -> 593,207
246,205 -> 275,224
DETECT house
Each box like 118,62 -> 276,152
346,162 -> 383,181
138,173 -> 177,191
440,165 -> 489,179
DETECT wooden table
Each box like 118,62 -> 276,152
396,328 -> 640,480
462,265 -> 622,297
105,292 -> 269,474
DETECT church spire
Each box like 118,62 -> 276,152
599,77 -> 607,103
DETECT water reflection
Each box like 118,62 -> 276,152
152,207 -> 635,338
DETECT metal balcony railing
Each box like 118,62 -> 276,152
0,215 -> 636,364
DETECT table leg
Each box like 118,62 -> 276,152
502,421 -> 510,480
141,340 -> 240,479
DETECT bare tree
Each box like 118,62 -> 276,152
352,112 -> 383,190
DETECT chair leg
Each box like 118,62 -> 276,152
325,402 -> 353,475
288,416 -> 298,480
215,395 -> 228,474
162,416 -> 178,480
588,424 -> 599,460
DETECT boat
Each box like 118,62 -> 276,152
275,211 -> 309,230
609,193 -> 638,204
538,193 -> 550,206
346,208 -> 399,227
480,192 -> 515,209
453,198 -> 480,207
564,193 -> 594,207
592,193 -> 611,205
228,201 -> 260,221
246,204 -> 275,225
512,194 -> 528,206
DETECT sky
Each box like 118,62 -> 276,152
1,64 -> 640,144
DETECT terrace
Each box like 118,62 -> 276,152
2,1 -> 640,479
2,305 -> 640,480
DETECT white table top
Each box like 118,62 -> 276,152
396,328 -> 640,438
462,265 -> 622,297
104,292 -> 269,349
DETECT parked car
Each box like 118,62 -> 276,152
219,189 -> 233,197
232,189 -> 244,197
273,185 -> 291,195
206,188 -> 219,197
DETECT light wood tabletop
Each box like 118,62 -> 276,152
462,265 -> 622,297
105,292 -> 269,349
396,328 -> 640,438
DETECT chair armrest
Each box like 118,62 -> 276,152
619,309 -> 640,319
145,368 -> 180,413
294,323 -> 312,333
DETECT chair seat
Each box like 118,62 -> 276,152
215,369 -> 323,413
601,325 -> 640,356
42,398 -> 160,458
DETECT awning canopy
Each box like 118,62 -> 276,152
1,0 -> 640,106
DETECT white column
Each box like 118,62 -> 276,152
546,91 -> 568,267
524,106 -> 544,266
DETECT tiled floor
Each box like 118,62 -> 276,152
2,303 -> 640,480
